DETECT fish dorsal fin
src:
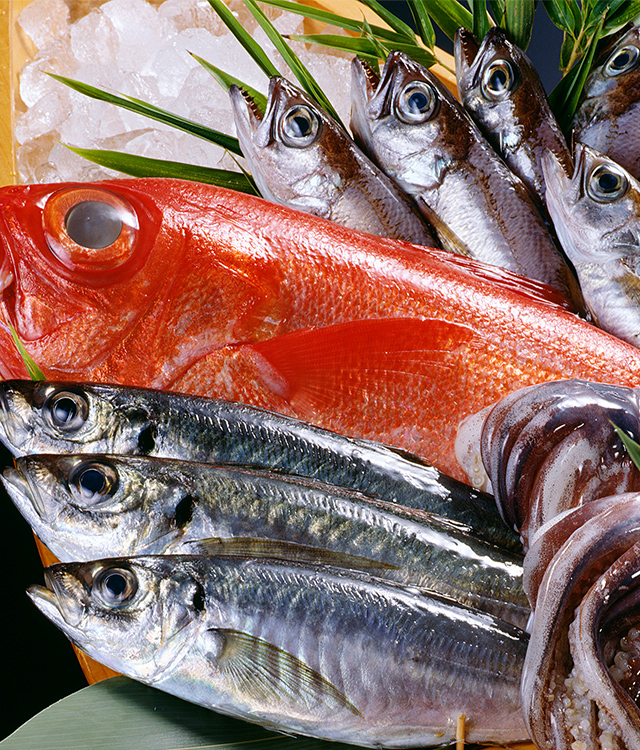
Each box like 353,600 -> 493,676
185,536 -> 398,571
205,628 -> 361,716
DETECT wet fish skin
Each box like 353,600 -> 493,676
28,554 -> 529,747
0,379 -> 521,552
5,452 -> 529,628
230,77 -> 437,246
573,24 -> 640,180
455,27 -> 572,208
543,143 -> 640,348
350,50 -> 582,306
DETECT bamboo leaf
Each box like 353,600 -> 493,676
65,146 -> 259,194
472,0 -> 492,43
205,0 -> 280,76
504,0 -> 537,51
241,0 -> 343,125
487,0 -> 506,25
542,0 -> 578,34
289,33 -> 436,68
421,0 -> 473,40
604,0 -> 640,31
5,322 -> 45,381
190,53 -> 268,112
48,73 -> 243,156
355,0 -> 418,39
406,0 -> 436,49
611,422 -> 640,472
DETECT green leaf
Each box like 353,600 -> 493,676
288,33 -> 436,68
65,146 -> 259,194
543,0 -> 578,34
472,0 -> 492,43
406,0 -> 436,49
605,0 -> 640,30
0,676 -> 358,750
611,422 -> 640,472
355,0 -> 418,39
241,0 -> 343,126
205,0 -> 280,77
190,53 -> 268,112
6,322 -> 45,381
48,73 -> 243,156
422,0 -> 473,40
504,0 -> 537,51
487,0 -> 506,25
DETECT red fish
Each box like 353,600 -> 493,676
1,177 -> 640,482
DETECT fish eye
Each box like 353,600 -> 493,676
605,45 -> 640,76
395,81 -> 438,124
587,163 -> 629,202
280,105 -> 320,147
44,389 -> 89,432
43,187 -> 139,274
481,59 -> 516,100
68,461 -> 119,506
93,566 -> 138,608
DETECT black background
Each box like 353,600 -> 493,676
2,4 -> 565,742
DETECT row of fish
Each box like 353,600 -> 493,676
2,379 -> 529,746
230,24 -> 640,348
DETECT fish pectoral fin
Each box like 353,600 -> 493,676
415,197 -> 474,257
185,536 -> 399,572
205,628 -> 361,716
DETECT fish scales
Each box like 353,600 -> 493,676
4,452 -> 529,627
29,555 -> 528,746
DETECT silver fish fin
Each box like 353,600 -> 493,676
414,198 -> 474,257
206,628 -> 362,716
185,536 -> 398,572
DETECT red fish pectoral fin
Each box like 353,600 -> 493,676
248,317 -> 486,474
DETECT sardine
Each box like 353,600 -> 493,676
543,143 -> 640,348
573,24 -> 640,180
455,27 -> 572,208
28,554 -> 529,747
350,51 -> 583,307
230,76 -> 437,245
0,379 -> 521,551
5,452 -> 528,627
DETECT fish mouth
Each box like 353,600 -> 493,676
351,57 -> 381,106
454,27 -> 480,80
352,50 -> 420,122
27,566 -> 87,633
2,462 -> 50,523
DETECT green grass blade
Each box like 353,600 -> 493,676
611,422 -> 640,472
6,322 -> 45,381
190,53 -> 268,112
472,0 -> 492,42
65,146 -> 259,193
241,0 -> 343,125
289,33 -> 436,68
406,0 -> 436,49
48,73 -> 243,156
504,0 -> 537,51
421,0 -> 473,40
205,0 -> 280,76
355,0 -> 418,39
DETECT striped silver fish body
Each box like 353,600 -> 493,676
230,76 -> 437,246
29,555 -> 529,747
573,24 -> 640,181
0,379 -> 520,552
350,51 -> 583,309
5,452 -> 528,628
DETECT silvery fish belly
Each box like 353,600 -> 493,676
28,555 -> 529,747
455,27 -> 572,208
573,24 -> 640,180
350,50 -> 582,307
230,76 -> 437,246
4,452 -> 529,628
543,143 -> 640,348
0,379 -> 520,551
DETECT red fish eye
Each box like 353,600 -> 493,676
43,187 -> 139,272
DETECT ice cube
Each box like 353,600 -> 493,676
18,0 -> 70,49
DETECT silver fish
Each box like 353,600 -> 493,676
28,554 -> 529,747
350,50 -> 583,308
455,27 -> 572,208
230,76 -> 437,246
0,379 -> 520,552
573,24 -> 640,180
5,452 -> 529,628
543,143 -> 640,347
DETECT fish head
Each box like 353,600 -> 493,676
3,453 -> 178,561
0,179 -> 285,384
455,27 -> 545,142
579,24 -> 640,102
543,144 -> 640,266
28,556 -> 205,681
351,51 -> 464,192
230,77 -> 350,217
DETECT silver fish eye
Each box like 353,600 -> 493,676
65,201 -> 123,249
587,163 -> 629,203
44,389 -> 89,432
605,45 -> 640,76
481,59 -> 516,100
280,105 -> 320,147
395,80 -> 438,124
93,566 -> 138,608
69,461 -> 119,506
